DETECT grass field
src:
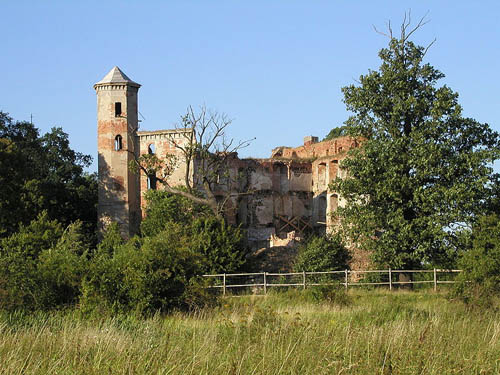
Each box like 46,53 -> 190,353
0,289 -> 499,374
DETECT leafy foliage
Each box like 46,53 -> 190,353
141,191 -> 247,274
191,216 -> 247,274
82,222 -> 214,314
140,189 -> 210,237
0,112 -> 97,240
454,214 -> 500,308
330,31 -> 500,269
0,213 -> 88,310
294,235 -> 350,272
324,125 -> 349,141
36,221 -> 89,308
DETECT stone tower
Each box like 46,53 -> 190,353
94,66 -> 141,237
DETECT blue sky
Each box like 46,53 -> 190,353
1,1 -> 499,172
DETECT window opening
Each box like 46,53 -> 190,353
318,196 -> 327,223
318,163 -> 327,186
148,144 -> 155,154
147,173 -> 157,190
330,194 -> 339,211
115,102 -> 122,117
114,135 -> 123,151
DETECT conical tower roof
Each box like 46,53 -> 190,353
94,66 -> 140,88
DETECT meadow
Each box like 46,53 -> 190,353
0,289 -> 499,374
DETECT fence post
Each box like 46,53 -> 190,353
345,269 -> 348,290
389,268 -> 392,291
263,272 -> 267,295
223,273 -> 226,296
433,268 -> 437,292
303,271 -> 306,290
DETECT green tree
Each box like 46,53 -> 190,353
324,125 -> 348,141
330,21 -> 500,270
0,138 -> 27,236
0,112 -> 97,239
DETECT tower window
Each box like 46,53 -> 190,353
147,173 -> 157,190
115,102 -> 122,117
148,144 -> 155,154
114,135 -> 123,151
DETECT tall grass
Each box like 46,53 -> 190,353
0,289 -> 499,374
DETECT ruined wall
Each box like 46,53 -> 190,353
272,136 -> 360,159
136,129 -> 192,211
218,158 -> 313,250
95,68 -> 363,253
175,135 -> 362,251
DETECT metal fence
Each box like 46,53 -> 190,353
202,269 -> 462,296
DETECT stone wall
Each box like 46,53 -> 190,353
136,129 -> 192,211
200,135 -> 361,251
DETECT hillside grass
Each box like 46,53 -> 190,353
0,289 -> 499,374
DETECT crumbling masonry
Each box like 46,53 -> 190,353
95,67 -> 360,251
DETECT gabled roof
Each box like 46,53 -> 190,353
94,66 -> 141,87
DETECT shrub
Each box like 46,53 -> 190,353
96,222 -> 124,257
0,212 -> 64,310
0,211 -> 63,259
36,221 -> 89,308
82,222 -> 214,314
191,216 -> 248,274
140,189 -> 210,237
294,234 -> 350,272
453,214 -> 500,308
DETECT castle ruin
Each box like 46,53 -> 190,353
95,67 -> 360,251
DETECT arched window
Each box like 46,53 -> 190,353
148,144 -> 155,154
114,135 -> 123,151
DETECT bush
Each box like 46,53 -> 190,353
82,222 -> 215,314
140,189 -> 210,237
191,216 -> 247,274
294,235 -> 350,272
453,214 -> 500,308
0,216 -> 89,311
36,221 -> 89,308
0,212 -> 64,310
141,191 -> 248,274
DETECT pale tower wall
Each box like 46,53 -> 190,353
94,66 -> 141,237
136,129 -> 193,211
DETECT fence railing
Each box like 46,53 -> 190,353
202,269 -> 462,296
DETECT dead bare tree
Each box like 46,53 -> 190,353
130,105 -> 253,217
